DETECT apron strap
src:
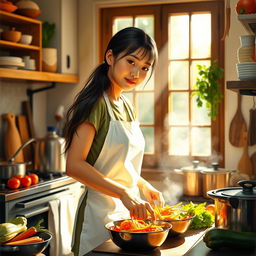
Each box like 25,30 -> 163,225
120,94 -> 135,121
103,92 -> 116,121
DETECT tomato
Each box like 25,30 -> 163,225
205,204 -> 215,216
28,174 -> 39,185
7,178 -> 20,189
20,176 -> 32,187
120,220 -> 133,230
236,0 -> 256,14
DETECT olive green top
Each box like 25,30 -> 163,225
83,94 -> 135,166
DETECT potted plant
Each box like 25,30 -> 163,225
42,21 -> 57,72
192,61 -> 224,121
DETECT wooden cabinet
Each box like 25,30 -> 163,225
0,10 -> 42,71
0,10 -> 78,83
227,14 -> 256,94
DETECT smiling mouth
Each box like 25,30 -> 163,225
125,78 -> 136,84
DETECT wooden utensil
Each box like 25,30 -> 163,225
17,115 -> 33,163
22,101 -> 35,138
248,97 -> 256,146
2,113 -> 24,162
229,94 -> 247,147
250,151 -> 256,179
237,131 -> 253,178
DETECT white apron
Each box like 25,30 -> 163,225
77,93 -> 145,256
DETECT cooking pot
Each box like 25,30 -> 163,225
201,162 -> 235,198
207,180 -> 256,232
176,160 -> 205,196
0,139 -> 34,180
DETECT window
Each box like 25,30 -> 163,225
100,1 -> 224,169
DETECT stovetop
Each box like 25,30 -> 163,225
0,172 -> 77,202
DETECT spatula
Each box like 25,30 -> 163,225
229,94 -> 247,147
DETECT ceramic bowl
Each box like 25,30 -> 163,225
19,34 -> 33,45
2,30 -> 21,43
0,2 -> 18,12
16,8 -> 41,18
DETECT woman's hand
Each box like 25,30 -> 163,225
120,189 -> 156,220
140,181 -> 165,208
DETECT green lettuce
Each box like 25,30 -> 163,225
182,202 -> 214,229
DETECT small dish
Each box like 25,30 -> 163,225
19,34 -> 33,45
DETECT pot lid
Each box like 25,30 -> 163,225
181,160 -> 206,172
208,180 -> 256,199
200,162 -> 234,174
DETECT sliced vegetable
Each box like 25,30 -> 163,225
5,236 -> 43,245
203,228 -> 256,250
8,219 -> 50,242
0,217 -> 27,243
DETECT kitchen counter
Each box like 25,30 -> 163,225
84,228 -> 256,256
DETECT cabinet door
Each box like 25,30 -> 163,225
36,0 -> 78,74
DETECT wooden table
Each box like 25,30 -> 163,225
85,229 -> 208,256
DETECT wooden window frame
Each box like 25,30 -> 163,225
100,1 -> 225,169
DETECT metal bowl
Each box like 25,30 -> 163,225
162,214 -> 195,237
0,232 -> 52,255
105,220 -> 172,251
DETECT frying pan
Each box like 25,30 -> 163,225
0,232 -> 52,255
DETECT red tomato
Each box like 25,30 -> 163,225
13,174 -> 24,179
20,176 -> 32,187
7,178 -> 20,189
236,0 -> 256,14
28,174 -> 39,185
206,204 -> 215,215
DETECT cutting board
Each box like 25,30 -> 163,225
2,113 -> 24,162
93,229 -> 208,256
16,115 -> 33,163
229,94 -> 247,147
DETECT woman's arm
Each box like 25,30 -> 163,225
66,122 -> 155,220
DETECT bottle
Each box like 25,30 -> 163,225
34,126 -> 66,173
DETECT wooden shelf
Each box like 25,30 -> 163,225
227,80 -> 256,95
0,40 -> 40,51
238,14 -> 256,34
0,10 -> 41,25
0,68 -> 79,83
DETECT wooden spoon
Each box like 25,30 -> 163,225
237,131 -> 253,178
229,94 -> 247,147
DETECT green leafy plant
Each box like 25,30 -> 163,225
42,21 -> 56,48
192,61 -> 224,121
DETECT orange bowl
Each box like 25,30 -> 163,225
16,8 -> 41,18
0,2 -> 18,12
2,30 -> 21,43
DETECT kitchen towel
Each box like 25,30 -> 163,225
48,199 -> 60,256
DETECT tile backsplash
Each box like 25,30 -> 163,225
0,80 -> 29,160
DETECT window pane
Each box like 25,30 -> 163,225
191,96 -> 211,125
169,127 -> 189,155
191,127 -> 211,156
169,15 -> 189,59
113,17 -> 133,34
169,92 -> 189,125
169,61 -> 189,90
141,127 -> 154,153
191,60 -> 210,89
135,16 -> 154,38
137,93 -> 154,124
191,14 -> 211,58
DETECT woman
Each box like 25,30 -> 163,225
64,27 -> 165,256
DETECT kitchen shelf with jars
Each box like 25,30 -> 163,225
0,10 -> 78,83
227,14 -> 256,95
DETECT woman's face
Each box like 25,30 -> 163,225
106,48 -> 153,91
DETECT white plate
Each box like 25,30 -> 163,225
0,56 -> 22,63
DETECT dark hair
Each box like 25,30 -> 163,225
64,27 -> 158,151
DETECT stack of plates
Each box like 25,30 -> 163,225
236,62 -> 256,80
0,56 -> 25,69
